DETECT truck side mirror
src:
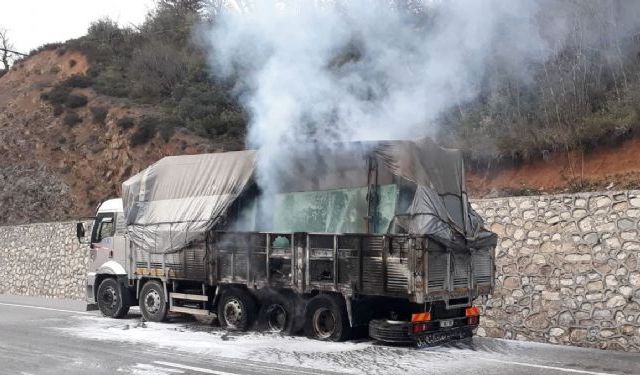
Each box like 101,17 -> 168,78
76,222 -> 87,243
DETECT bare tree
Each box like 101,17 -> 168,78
0,27 -> 14,72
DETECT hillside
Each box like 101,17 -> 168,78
0,48 -> 238,224
2,0 -> 640,225
2,47 -> 640,225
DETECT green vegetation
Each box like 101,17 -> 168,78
90,106 -> 108,124
58,0 -> 245,145
63,111 -> 81,127
116,116 -> 135,129
65,94 -> 88,108
35,0 -> 640,160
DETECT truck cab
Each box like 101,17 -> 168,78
79,198 -> 128,310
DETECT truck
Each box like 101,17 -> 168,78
76,138 -> 497,345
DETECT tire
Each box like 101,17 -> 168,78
258,293 -> 296,334
97,278 -> 129,319
217,288 -> 257,331
139,280 -> 168,322
304,294 -> 351,342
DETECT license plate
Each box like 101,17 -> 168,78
440,319 -> 453,328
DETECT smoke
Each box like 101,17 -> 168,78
202,0 -> 640,217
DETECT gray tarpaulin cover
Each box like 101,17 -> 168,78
122,151 -> 256,254
122,138 -> 495,254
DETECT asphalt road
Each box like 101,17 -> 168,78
0,294 -> 638,375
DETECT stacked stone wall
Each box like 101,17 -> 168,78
0,191 -> 638,351
473,191 -> 640,352
0,221 -> 87,299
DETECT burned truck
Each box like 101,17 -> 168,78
77,138 -> 497,344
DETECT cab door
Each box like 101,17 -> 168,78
89,213 -> 116,272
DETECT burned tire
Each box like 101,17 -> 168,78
139,280 -> 168,322
258,294 -> 296,334
97,278 -> 129,319
217,288 -> 257,331
304,294 -> 351,342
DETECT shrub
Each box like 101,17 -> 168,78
52,105 -> 64,117
130,117 -> 157,146
90,106 -> 108,124
63,111 -> 82,127
116,116 -> 135,129
63,74 -> 93,88
40,86 -> 71,106
69,59 -> 77,68
65,94 -> 88,108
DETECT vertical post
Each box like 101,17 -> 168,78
265,233 -> 271,284
247,233 -> 252,284
333,234 -> 338,289
292,233 -> 298,291
382,235 -> 388,293
358,235 -> 364,293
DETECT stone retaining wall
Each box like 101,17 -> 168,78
473,191 -> 640,352
0,221 -> 87,299
0,191 -> 638,351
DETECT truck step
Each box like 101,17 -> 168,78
170,306 -> 212,316
170,292 -> 208,302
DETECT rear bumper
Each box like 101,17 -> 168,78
369,318 -> 477,346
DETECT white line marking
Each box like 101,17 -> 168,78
481,358 -> 619,375
153,361 -> 239,375
0,302 -> 91,315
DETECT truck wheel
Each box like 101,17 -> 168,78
258,294 -> 295,334
304,295 -> 351,342
97,278 -> 129,319
139,280 -> 168,322
217,288 -> 257,331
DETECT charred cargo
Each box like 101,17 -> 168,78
78,138 -> 497,345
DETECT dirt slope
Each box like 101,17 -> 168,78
0,49 -> 227,224
467,138 -> 640,197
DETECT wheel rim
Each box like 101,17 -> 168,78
101,286 -> 117,311
313,307 -> 336,339
144,289 -> 161,315
266,304 -> 287,332
223,298 -> 243,328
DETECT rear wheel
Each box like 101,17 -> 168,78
217,288 -> 257,331
304,295 -> 351,341
139,280 -> 168,322
97,278 -> 129,318
258,294 -> 295,334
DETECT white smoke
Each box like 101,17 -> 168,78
203,0 -> 552,202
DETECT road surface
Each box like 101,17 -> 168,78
0,294 -> 638,375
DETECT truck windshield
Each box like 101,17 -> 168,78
91,213 -> 115,243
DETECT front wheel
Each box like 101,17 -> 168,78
97,278 -> 129,318
304,294 -> 351,341
139,280 -> 168,322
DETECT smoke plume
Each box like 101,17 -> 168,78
203,0 -> 640,201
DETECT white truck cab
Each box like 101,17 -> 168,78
79,198 -> 129,311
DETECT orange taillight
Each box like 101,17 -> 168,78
411,312 -> 432,322
465,306 -> 480,317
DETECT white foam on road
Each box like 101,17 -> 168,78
57,316 -> 629,375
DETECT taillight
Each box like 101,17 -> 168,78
465,306 -> 480,317
411,312 -> 432,322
